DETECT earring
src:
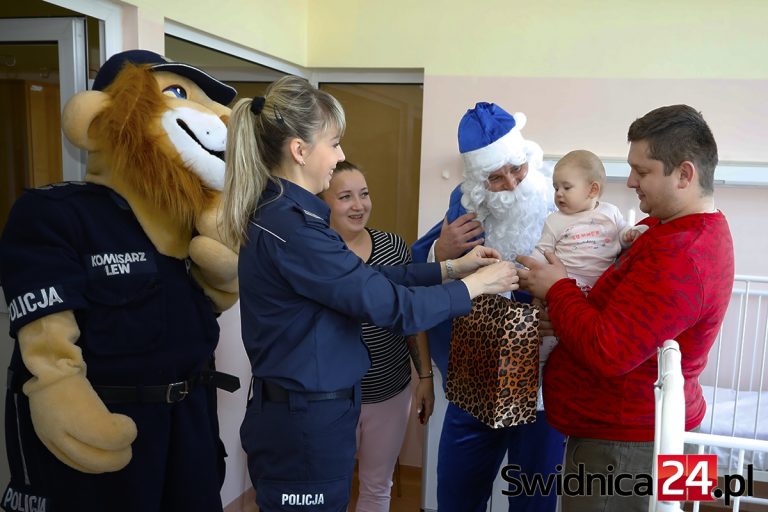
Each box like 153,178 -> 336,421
299,160 -> 306,166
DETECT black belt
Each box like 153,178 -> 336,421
94,371 -> 240,404
8,367 -> 239,404
262,381 -> 353,403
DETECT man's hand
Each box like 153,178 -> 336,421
516,251 -> 569,300
434,212 -> 484,262
532,298 -> 555,337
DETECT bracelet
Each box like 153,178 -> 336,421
445,259 -> 458,280
419,370 -> 434,379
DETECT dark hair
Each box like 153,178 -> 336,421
333,160 -> 360,173
627,104 -> 718,194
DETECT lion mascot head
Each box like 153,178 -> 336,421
63,49 -> 238,308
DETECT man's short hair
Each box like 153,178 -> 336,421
627,104 -> 718,194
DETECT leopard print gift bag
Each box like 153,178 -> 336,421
445,294 -> 540,428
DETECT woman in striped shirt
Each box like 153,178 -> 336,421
321,160 -> 434,512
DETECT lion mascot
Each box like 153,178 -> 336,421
0,49 -> 240,512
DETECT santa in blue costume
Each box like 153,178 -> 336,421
412,102 -> 565,512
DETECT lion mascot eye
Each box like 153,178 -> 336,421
163,84 -> 188,99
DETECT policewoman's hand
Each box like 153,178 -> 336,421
460,260 -> 519,298
189,198 -> 239,312
448,245 -> 503,279
19,311 -> 137,473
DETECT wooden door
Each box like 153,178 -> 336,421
320,83 -> 423,244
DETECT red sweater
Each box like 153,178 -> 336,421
542,212 -> 734,441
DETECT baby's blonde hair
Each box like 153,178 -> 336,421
554,149 -> 606,196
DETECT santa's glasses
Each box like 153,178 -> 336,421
486,162 -> 528,189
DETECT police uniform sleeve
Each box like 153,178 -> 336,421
1,190 -> 137,473
0,191 -> 89,337
276,224 -> 470,335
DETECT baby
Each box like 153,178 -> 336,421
533,150 -> 647,381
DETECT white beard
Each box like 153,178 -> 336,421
461,166 -> 552,262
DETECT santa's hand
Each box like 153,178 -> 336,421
516,251 -> 569,300
434,213 -> 484,262
19,311 -> 137,474
189,205 -> 239,311
28,373 -> 137,473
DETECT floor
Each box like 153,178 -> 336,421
224,463 -> 423,512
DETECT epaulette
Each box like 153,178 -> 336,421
297,206 -> 329,227
27,181 -> 101,199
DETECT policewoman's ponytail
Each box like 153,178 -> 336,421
221,76 -> 345,246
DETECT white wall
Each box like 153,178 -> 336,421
214,303 -> 253,507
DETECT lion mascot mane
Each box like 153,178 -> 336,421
0,49 -> 240,512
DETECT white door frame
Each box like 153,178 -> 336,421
0,18 -> 88,182
44,0 -> 123,60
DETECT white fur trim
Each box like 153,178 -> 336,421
461,128 -> 527,176
161,107 -> 226,190
512,111 -> 527,130
461,111 -> 536,178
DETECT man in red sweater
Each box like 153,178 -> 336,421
517,104 -> 734,512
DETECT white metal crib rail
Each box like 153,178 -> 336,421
653,339 -> 768,512
703,275 -> 768,439
702,274 -> 768,486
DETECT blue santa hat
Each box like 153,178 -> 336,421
458,102 -> 534,177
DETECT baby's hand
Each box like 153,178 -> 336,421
623,225 -> 649,244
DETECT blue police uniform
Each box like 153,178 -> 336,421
1,183 -> 228,512
412,184 -> 565,512
238,178 -> 471,512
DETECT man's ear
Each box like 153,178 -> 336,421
677,161 -> 696,189
62,90 -> 111,151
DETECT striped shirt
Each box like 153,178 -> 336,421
361,228 -> 413,403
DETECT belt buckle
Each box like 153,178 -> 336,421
166,381 -> 189,403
